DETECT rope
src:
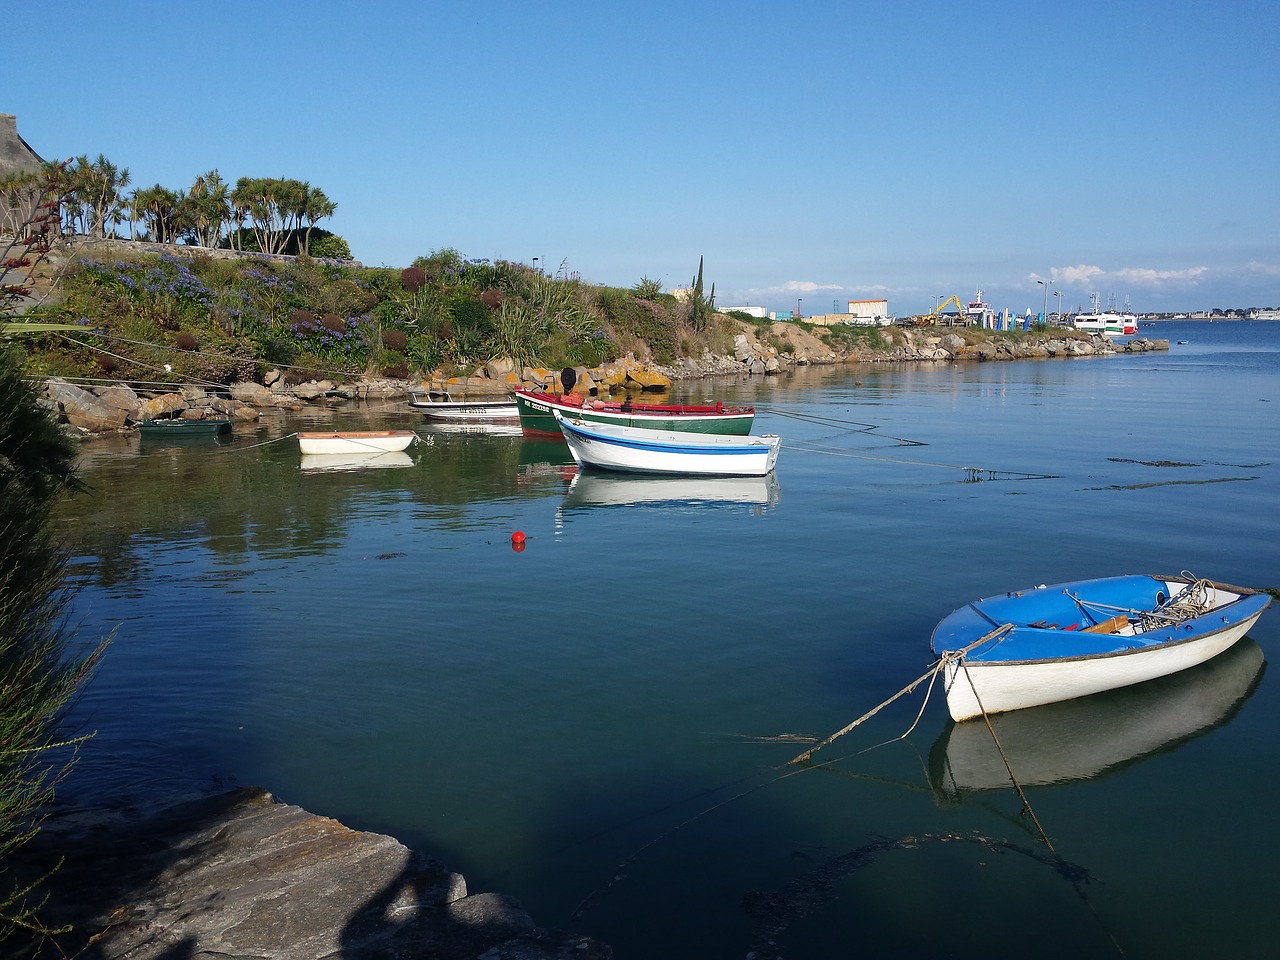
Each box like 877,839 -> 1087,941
1065,571 -> 1215,632
787,624 -> 1014,765
781,437 -> 1059,481
954,656 -> 1056,853
755,405 -> 926,446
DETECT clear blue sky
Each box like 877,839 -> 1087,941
11,0 -> 1279,315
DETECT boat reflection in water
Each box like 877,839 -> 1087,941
299,451 -> 415,473
929,638 -> 1265,796
420,420 -> 525,437
560,470 -> 781,510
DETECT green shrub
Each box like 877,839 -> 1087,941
0,346 -> 107,932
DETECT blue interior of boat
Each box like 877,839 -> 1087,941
930,575 -> 1269,663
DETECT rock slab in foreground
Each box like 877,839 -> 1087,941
10,788 -> 610,960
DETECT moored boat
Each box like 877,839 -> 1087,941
407,389 -> 518,422
515,387 -> 754,438
296,430 -> 417,455
929,573 -> 1271,722
929,638 -> 1264,794
139,417 -> 232,438
555,410 -> 780,476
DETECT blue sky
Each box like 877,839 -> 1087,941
12,0 -> 1279,315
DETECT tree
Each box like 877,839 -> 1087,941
180,170 -> 231,248
300,185 -> 336,256
230,177 -> 328,255
130,184 -> 183,244
685,256 -> 715,331
65,154 -> 130,238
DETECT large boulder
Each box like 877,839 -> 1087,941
229,381 -> 277,406
44,380 -> 128,432
139,393 -> 187,420
626,368 -> 672,390
93,384 -> 142,420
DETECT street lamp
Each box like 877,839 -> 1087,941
1053,289 -> 1063,323
532,257 -> 539,273
797,298 -> 802,319
1036,279 -> 1054,324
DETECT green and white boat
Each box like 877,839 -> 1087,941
514,388 -> 754,438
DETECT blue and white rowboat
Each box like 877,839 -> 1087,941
554,410 -> 781,476
930,573 -> 1271,722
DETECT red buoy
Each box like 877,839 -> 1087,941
511,530 -> 526,544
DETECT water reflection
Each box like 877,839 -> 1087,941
928,639 -> 1266,795
560,471 -> 781,510
299,451 -> 415,472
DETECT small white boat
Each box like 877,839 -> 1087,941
296,430 -> 417,455
554,411 -> 780,476
929,638 -> 1264,794
930,573 -> 1271,722
407,390 -> 518,422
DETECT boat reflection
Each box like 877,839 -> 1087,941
560,470 -> 781,509
419,420 -> 525,437
299,451 -> 415,473
928,638 -> 1265,795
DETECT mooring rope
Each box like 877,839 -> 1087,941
756,405 -> 926,446
780,437 -> 1060,481
787,623 -> 1014,766
954,656 -> 1056,853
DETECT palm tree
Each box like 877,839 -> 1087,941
181,170 -> 231,248
68,154 -> 130,238
301,185 -> 336,256
130,184 -> 182,243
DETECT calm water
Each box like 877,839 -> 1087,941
54,321 -> 1280,959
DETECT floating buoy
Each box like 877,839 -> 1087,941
511,530 -> 526,544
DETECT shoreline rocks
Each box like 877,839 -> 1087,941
38,327 -> 1169,436
11,787 -> 611,960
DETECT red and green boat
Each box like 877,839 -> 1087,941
514,388 -> 755,438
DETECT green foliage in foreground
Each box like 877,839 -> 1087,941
0,346 -> 107,938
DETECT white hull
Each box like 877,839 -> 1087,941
1073,312 -> 1138,336
556,413 -> 780,476
297,431 -> 416,455
931,639 -> 1264,792
940,613 -> 1264,722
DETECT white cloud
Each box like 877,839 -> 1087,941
1110,266 -> 1208,286
1048,264 -> 1106,285
1043,263 -> 1208,289
1244,260 -> 1280,277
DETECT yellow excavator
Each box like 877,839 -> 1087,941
916,295 -> 965,326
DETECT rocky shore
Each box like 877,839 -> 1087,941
9,788 -> 611,959
38,323 -> 1168,435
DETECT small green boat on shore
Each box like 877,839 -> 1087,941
514,388 -> 754,437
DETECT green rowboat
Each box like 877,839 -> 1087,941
514,388 -> 754,437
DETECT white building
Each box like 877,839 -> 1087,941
720,305 -> 769,318
845,299 -> 892,326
